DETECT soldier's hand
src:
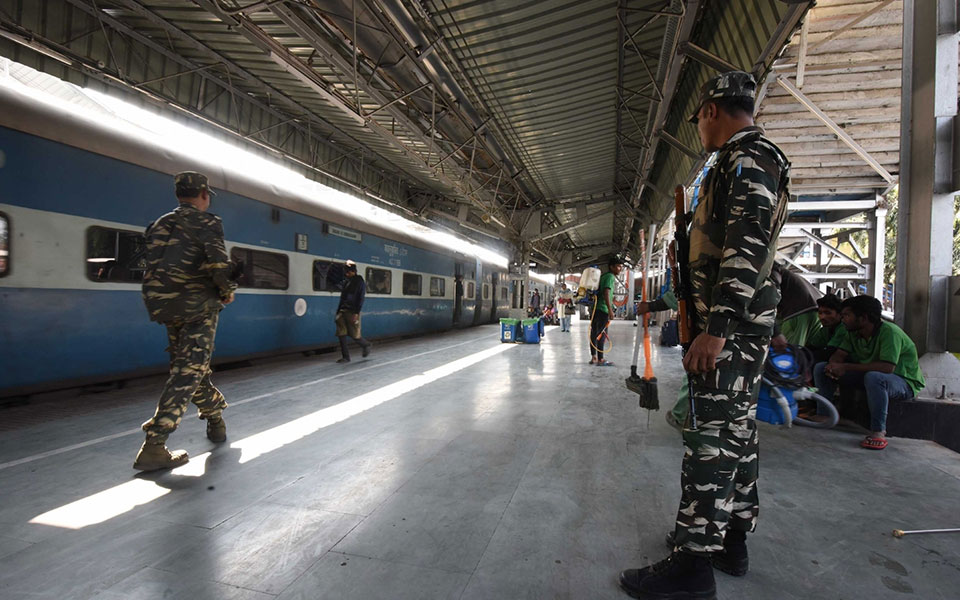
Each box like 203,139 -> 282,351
222,292 -> 235,305
636,301 -> 650,315
682,332 -> 726,374
352,314 -> 359,324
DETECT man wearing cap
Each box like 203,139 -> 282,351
134,171 -> 237,471
619,71 -> 791,599
335,260 -> 372,363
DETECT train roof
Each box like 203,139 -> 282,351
0,83 -> 491,264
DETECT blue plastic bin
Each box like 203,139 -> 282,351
521,318 -> 541,344
500,318 -> 520,343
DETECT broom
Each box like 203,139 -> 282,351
626,228 -> 659,410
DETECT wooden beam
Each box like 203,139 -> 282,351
796,17 -> 810,88
808,0 -> 898,52
776,75 -> 896,183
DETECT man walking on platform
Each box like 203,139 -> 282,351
135,171 -> 237,471
589,256 -> 623,366
558,282 -> 575,332
619,71 -> 791,599
336,260 -> 372,363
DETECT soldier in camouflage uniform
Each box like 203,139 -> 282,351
133,171 -> 238,471
619,72 -> 791,600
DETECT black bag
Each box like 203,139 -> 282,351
660,319 -> 679,347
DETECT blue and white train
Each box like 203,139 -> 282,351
0,84 -> 519,398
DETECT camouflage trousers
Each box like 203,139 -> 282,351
142,311 -> 227,444
673,334 -> 769,554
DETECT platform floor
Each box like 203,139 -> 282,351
1,319 -> 958,600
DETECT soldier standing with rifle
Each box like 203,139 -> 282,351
619,71 -> 791,600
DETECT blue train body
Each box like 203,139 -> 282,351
0,86 -> 513,397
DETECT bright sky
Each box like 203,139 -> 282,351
0,57 -> 509,267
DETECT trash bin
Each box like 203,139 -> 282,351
537,317 -> 544,337
522,318 -> 541,344
500,318 -> 520,343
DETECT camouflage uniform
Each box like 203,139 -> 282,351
674,73 -> 791,554
140,172 -> 237,444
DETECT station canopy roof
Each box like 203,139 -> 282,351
0,0 -> 810,269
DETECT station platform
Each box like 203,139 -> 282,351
1,320 -> 958,600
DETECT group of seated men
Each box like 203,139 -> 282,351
773,267 -> 925,451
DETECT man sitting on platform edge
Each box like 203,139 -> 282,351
813,295 -> 925,451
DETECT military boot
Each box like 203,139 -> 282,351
619,551 -> 716,600
664,530 -> 749,577
711,530 -> 748,576
206,416 -> 226,443
133,441 -> 189,471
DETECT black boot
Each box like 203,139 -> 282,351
664,529 -> 749,577
619,551 -> 716,600
712,529 -> 749,577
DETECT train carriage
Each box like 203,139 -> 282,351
0,85 -> 510,398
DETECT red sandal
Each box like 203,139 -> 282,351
860,436 -> 888,450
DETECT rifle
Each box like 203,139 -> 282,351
672,186 -> 695,346
672,185 -> 699,429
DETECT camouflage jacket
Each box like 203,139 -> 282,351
687,126 -> 790,339
142,203 -> 237,324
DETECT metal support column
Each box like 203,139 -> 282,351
896,0 -> 960,396
867,199 -> 888,302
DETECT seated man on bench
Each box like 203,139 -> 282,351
805,293 -> 845,364
813,295 -> 925,451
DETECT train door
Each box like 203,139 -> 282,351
453,262 -> 464,326
472,260 -> 485,326
490,272 -> 498,323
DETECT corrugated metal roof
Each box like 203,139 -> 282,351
0,0 -> 812,264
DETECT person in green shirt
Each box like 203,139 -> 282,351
589,256 -> 622,366
813,295 -> 925,451
804,293 -> 845,363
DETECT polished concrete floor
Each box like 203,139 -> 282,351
0,319 -> 958,600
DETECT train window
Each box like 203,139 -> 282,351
501,287 -> 508,301
313,260 -> 345,292
85,226 -> 147,283
0,212 -> 8,278
230,247 -> 289,290
402,272 -> 422,296
483,283 -> 490,300
366,267 -> 392,294
430,276 -> 445,297
467,281 -> 475,298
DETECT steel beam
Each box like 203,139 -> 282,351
788,199 -> 878,212
782,221 -> 872,230
528,206 -> 618,242
797,229 -> 865,271
867,203 -> 888,298
677,41 -> 741,73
